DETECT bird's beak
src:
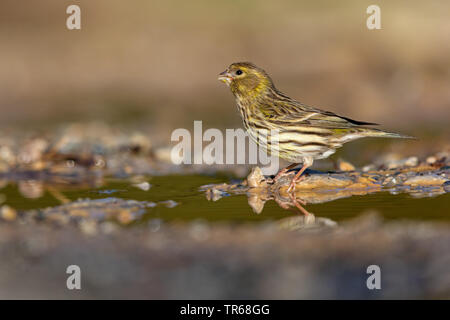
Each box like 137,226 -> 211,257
218,70 -> 232,84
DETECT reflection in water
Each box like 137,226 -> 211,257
246,189 -> 346,229
18,180 -> 44,199
0,177 -> 105,202
0,173 -> 448,226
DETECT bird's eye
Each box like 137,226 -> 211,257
235,69 -> 243,75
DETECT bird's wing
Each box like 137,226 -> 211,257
264,100 -> 378,129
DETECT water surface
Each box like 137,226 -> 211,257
1,174 -> 449,224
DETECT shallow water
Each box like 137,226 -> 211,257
1,174 -> 449,224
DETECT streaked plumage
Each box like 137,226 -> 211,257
218,62 -> 413,191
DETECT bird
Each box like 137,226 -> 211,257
218,62 -> 413,192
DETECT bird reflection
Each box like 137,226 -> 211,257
248,188 -> 312,215
204,180 -> 386,229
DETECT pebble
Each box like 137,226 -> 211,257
386,156 -> 419,169
247,167 -> 267,188
118,210 -> 133,225
133,182 -> 151,191
79,219 -> 98,235
159,200 -> 179,208
426,156 -> 437,165
443,181 -> 450,192
1,205 -> 17,221
337,160 -> 355,172
205,188 -> 225,202
248,194 -> 266,214
286,174 -> 354,191
403,174 -> 448,187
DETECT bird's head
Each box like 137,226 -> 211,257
218,62 -> 273,98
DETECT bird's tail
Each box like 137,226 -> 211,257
361,128 -> 416,139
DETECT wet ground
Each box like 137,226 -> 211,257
0,124 -> 449,298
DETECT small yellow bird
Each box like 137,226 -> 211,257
218,62 -> 413,192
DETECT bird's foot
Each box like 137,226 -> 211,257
287,175 -> 305,193
273,169 -> 289,183
272,163 -> 300,184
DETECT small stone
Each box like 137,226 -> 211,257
160,200 -> 178,208
17,138 -> 48,165
247,167 -> 267,188
118,210 -> 133,224
404,156 -> 419,167
248,194 -> 266,214
133,182 -> 151,191
128,133 -> 152,154
386,156 -> 419,169
338,159 -> 355,172
69,209 -> 89,218
382,176 -> 398,187
18,180 -> 44,199
79,219 -> 98,235
443,181 -> 450,192
426,156 -> 437,165
94,156 -> 106,168
206,188 -> 224,202
403,174 -> 448,187
153,147 -> 172,163
0,145 -> 15,165
1,205 -> 17,221
288,174 -> 353,191
362,164 -> 375,172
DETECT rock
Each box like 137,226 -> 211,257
246,167 -> 267,188
205,188 -> 225,202
79,219 -> 98,235
69,209 -> 89,218
337,159 -> 355,171
118,210 -> 133,225
287,174 -> 354,191
133,181 -> 151,191
1,205 -> 17,221
153,147 -> 173,163
159,200 -> 178,208
18,180 -> 44,199
17,138 -> 48,165
248,194 -> 266,214
426,156 -> 437,165
128,133 -> 152,154
382,176 -> 398,187
403,174 -> 448,187
0,145 -> 15,166
443,181 -> 450,192
362,164 -> 376,172
386,156 -> 419,169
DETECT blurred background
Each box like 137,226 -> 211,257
0,1 -> 449,299
0,0 -> 449,154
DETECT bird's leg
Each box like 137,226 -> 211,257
273,163 -> 299,182
288,192 -> 311,216
287,158 -> 313,193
